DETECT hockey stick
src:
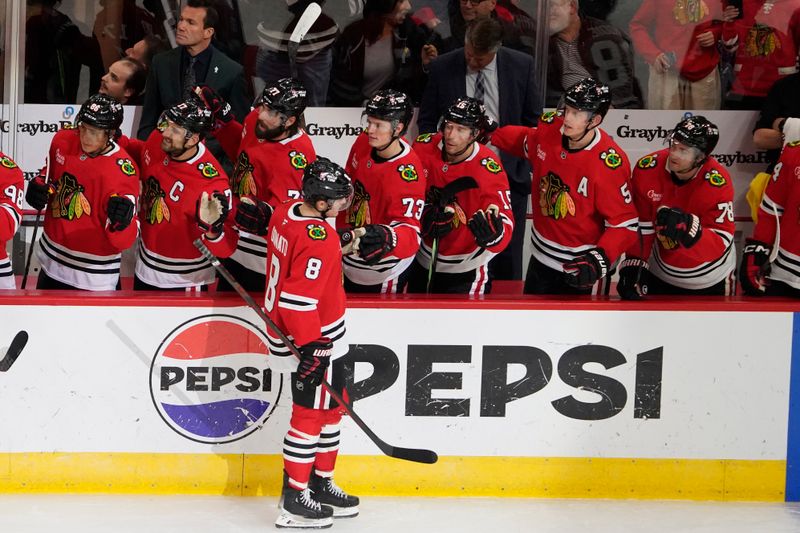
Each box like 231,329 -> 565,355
194,239 -> 439,464
0,330 -> 28,372
159,0 -> 177,48
287,2 -> 322,79
426,176 -> 479,293
21,157 -> 49,289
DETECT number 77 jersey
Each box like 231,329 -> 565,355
263,200 -> 347,373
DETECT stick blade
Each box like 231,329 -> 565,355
289,2 -> 322,44
0,330 -> 29,372
386,445 -> 439,464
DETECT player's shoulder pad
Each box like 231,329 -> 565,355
196,160 -> 221,179
304,222 -> 329,242
287,149 -> 310,171
114,157 -> 137,176
395,162 -> 421,183
0,154 -> 18,170
703,166 -> 730,188
599,146 -> 626,171
539,110 -> 559,124
635,151 -> 660,170
479,155 -> 504,175
415,133 -> 434,144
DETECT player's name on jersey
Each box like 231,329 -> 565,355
304,123 -> 362,139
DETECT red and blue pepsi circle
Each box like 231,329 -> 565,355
149,314 -> 283,444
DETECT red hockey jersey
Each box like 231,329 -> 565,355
264,200 -> 347,373
492,112 -> 638,272
753,141 -> 800,289
413,133 -> 514,275
722,0 -> 800,97
627,149 -> 736,290
39,129 -> 139,291
337,132 -> 426,288
135,131 -> 236,288
227,128 -> 315,275
0,153 -> 23,289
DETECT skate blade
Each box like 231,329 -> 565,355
275,511 -> 333,529
332,505 -> 359,518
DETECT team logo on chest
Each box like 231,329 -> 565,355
231,151 -> 257,197
539,172 -> 576,220
117,158 -> 136,176
637,154 -> 658,169
347,181 -> 372,227
142,176 -> 171,224
705,169 -> 726,187
51,173 -> 91,220
672,0 -> 709,24
398,163 -> 419,182
600,148 -> 623,169
288,150 -> 308,170
481,157 -> 502,174
198,161 -> 220,178
0,156 -> 17,169
307,224 -> 327,240
745,24 -> 778,57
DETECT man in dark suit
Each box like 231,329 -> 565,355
137,0 -> 249,141
419,17 -> 541,281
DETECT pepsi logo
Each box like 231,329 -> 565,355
149,314 -> 283,444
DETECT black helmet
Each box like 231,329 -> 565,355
302,157 -> 353,203
563,77 -> 612,119
76,93 -> 123,132
258,77 -> 307,118
441,96 -> 487,130
365,90 -> 413,135
163,94 -> 214,137
670,115 -> 719,156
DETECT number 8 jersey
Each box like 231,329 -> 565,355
264,200 -> 347,373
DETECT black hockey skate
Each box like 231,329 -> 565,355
310,473 -> 360,518
276,486 -> 334,529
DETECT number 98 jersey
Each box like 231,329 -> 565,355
0,152 -> 23,289
264,200 -> 347,373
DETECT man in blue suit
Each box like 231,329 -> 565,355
419,17 -> 541,281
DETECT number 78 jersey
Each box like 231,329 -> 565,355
263,200 -> 347,373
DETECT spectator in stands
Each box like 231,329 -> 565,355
546,0 -> 641,109
137,0 -> 249,140
630,0 -> 739,110
99,57 -> 147,105
438,0 -> 536,55
25,0 -> 104,104
753,72 -> 800,172
328,0 -> 434,106
125,34 -> 168,69
721,0 -> 800,110
419,17 -> 541,281
256,0 -> 339,107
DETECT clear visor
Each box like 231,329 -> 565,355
361,113 -> 395,133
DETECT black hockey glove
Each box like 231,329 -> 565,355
297,337 -> 333,387
655,206 -> 702,248
106,195 -> 135,232
617,257 -> 649,300
196,191 -> 229,234
358,224 -> 397,265
563,248 -> 609,289
467,206 -> 504,248
420,204 -> 455,239
338,226 -> 366,255
196,85 -> 233,127
234,197 -> 272,236
25,168 -> 52,211
476,116 -> 498,145
739,239 -> 771,296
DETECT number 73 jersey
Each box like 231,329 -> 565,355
628,149 -> 735,289
263,200 -> 347,373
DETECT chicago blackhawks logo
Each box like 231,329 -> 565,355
539,172 -> 576,220
673,0 -> 709,24
415,133 -> 433,143
540,110 -> 557,124
481,157 -> 502,174
142,176 -> 170,224
347,181 -> 372,227
657,233 -> 679,250
745,23 -> 779,57
51,173 -> 91,220
705,169 -> 726,187
307,224 -> 327,240
0,156 -> 17,169
198,162 -> 220,178
601,148 -> 623,169
637,154 -> 658,169
117,158 -> 136,176
397,164 -> 419,182
231,151 -> 257,197
288,150 -> 308,171
788,140 -> 800,148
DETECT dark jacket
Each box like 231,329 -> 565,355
547,16 -> 642,109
